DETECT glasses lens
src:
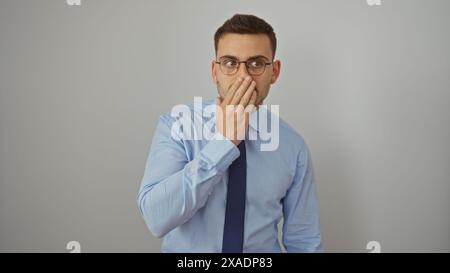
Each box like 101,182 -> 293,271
220,58 -> 238,75
247,58 -> 266,75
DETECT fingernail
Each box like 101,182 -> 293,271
245,76 -> 251,81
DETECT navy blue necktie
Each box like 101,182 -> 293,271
222,141 -> 246,253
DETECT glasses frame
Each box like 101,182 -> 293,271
215,57 -> 273,76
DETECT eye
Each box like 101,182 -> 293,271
222,58 -> 238,68
248,59 -> 265,68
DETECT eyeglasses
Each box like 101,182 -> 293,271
215,56 -> 272,76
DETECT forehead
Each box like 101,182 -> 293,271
216,33 -> 272,60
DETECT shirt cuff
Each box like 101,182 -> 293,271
200,132 -> 240,173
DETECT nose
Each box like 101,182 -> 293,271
236,62 -> 251,80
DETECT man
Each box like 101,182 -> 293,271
137,14 -> 323,252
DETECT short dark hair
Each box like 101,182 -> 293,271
214,14 -> 277,59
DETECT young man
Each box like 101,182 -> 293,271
138,14 -> 323,252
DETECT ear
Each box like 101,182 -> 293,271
211,60 -> 218,84
270,60 -> 281,84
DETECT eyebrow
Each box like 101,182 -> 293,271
219,55 -> 271,61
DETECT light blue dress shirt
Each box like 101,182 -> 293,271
137,99 -> 323,252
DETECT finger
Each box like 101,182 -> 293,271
245,91 -> 257,113
249,90 -> 257,106
239,80 -> 256,107
230,76 -> 253,105
223,77 -> 243,105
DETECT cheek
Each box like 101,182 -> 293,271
219,77 -> 236,91
216,79 -> 233,99
254,80 -> 271,102
217,79 -> 228,91
255,80 -> 270,94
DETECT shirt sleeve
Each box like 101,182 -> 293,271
137,115 -> 239,238
282,141 -> 323,252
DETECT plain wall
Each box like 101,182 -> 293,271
0,0 -> 449,252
